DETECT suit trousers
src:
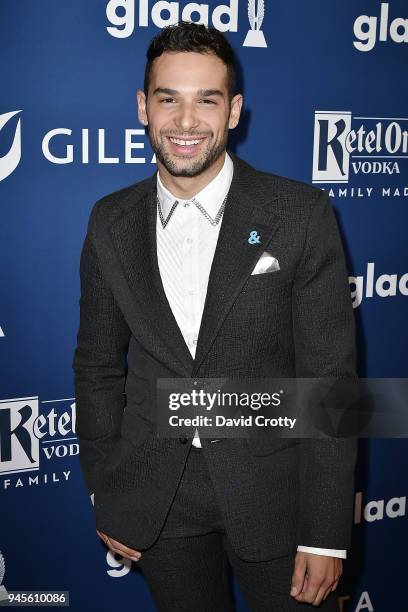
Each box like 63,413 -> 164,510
136,444 -> 338,612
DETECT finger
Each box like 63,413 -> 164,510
290,555 -> 307,597
311,581 -> 333,607
330,566 -> 342,592
294,575 -> 324,604
322,582 -> 335,601
108,543 -> 142,562
96,531 -> 142,560
96,530 -> 112,548
292,573 -> 309,598
99,533 -> 112,548
108,544 -> 141,562
108,537 -> 142,558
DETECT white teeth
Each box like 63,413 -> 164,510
169,137 -> 203,146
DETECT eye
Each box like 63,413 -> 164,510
160,98 -> 176,104
199,99 -> 216,104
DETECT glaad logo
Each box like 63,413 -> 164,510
354,491 -> 406,523
312,111 -> 407,184
339,591 -> 374,612
353,2 -> 408,52
349,262 -> 408,309
0,110 -> 22,182
106,0 -> 268,48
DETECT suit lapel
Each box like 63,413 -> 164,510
145,183 -> 196,371
192,152 -> 282,373
104,152 -> 282,377
106,181 -> 194,377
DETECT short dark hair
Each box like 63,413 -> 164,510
144,21 -> 237,100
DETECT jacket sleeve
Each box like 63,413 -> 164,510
292,189 -> 358,550
72,202 -> 131,495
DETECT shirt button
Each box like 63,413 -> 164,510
183,202 -> 190,208
192,339 -> 198,344
186,237 -> 193,244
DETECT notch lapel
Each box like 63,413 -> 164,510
192,153 -> 282,374
104,180 -> 194,377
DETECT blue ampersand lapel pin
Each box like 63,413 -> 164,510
248,230 -> 261,244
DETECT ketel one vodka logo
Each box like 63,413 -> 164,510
0,396 -> 77,476
0,397 -> 39,475
312,111 -> 406,184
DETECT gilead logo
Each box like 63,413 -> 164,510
0,110 -> 22,182
0,116 -> 153,170
349,262 -> 408,308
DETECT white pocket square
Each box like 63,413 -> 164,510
251,251 -> 280,275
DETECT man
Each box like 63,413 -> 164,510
72,21 -> 357,611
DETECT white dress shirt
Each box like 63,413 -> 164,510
155,151 -> 346,559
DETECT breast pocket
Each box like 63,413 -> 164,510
235,273 -> 292,314
245,438 -> 301,456
243,269 -> 290,292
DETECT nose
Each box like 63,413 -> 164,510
174,102 -> 199,132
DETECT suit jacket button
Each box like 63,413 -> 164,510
179,437 -> 188,444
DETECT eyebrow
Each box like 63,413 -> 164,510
152,87 -> 225,98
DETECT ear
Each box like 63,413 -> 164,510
137,90 -> 148,126
228,93 -> 243,130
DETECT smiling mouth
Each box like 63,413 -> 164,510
166,136 -> 207,153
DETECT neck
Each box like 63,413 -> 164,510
157,151 -> 226,200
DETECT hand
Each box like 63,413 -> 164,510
96,528 -> 142,562
290,551 -> 342,606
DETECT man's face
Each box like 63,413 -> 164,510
137,51 -> 242,177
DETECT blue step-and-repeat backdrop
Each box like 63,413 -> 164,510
0,1 -> 407,610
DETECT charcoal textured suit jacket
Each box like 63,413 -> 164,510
72,150 -> 358,562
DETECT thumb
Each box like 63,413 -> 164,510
290,554 -> 307,596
